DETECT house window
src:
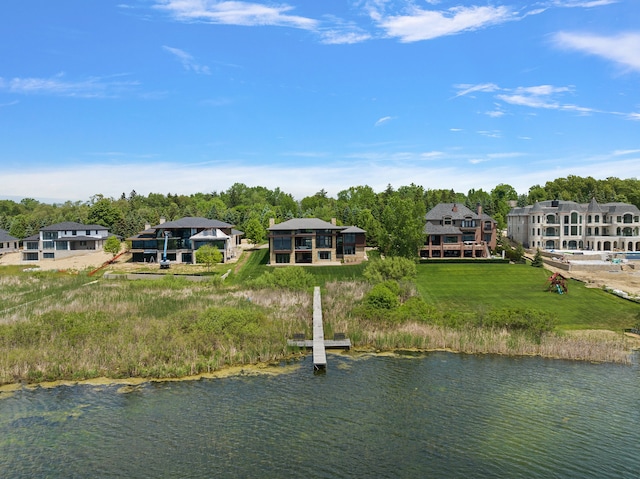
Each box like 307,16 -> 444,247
272,237 -> 291,250
443,217 -> 452,225
275,253 -> 290,263
316,235 -> 332,248
444,236 -> 458,244
343,246 -> 355,255
571,226 -> 578,235
564,216 -> 569,224
43,252 -> 55,259
617,216 -> 622,223
43,241 -> 55,250
72,230 -> 77,236
318,251 -> 331,260
86,230 -> 91,235
56,241 -> 68,250
43,231 -> 58,240
571,212 -> 578,224
295,237 -> 313,250
595,215 -> 600,223
24,252 -> 39,261
342,233 -> 356,244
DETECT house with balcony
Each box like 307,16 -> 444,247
507,199 -> 640,252
267,218 -> 366,265
21,222 -> 110,261
128,217 -> 241,265
420,203 -> 497,258
0,229 -> 20,254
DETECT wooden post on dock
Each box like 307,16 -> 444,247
312,286 -> 327,370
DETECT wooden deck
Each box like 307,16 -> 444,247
286,286 -> 351,371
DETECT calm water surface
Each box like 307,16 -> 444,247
1,352 -> 639,478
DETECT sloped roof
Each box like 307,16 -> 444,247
41,221 -> 108,231
155,217 -> 233,229
341,226 -> 366,233
0,228 -> 18,242
425,203 -> 492,221
268,218 -> 343,231
424,224 -> 461,235
586,198 -> 603,213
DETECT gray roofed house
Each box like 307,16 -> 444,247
0,228 -> 20,254
507,199 -> 640,251
21,221 -> 111,262
421,203 -> 498,259
267,217 -> 366,265
129,216 -> 241,265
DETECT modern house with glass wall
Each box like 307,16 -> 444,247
267,218 -> 366,265
0,229 -> 19,254
21,222 -> 110,261
128,217 -> 241,264
507,199 -> 640,251
420,203 -> 497,258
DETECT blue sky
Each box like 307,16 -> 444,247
1,0 -> 639,202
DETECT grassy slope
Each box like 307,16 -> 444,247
415,263 -> 638,330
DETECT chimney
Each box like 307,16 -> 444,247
476,202 -> 482,216
452,204 -> 458,213
145,223 -> 151,231
331,218 -> 336,225
269,218 -> 275,227
159,217 -> 166,225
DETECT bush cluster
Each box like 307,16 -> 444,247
363,257 -> 417,282
249,266 -> 314,290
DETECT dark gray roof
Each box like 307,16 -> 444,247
586,198 -> 603,213
424,224 -> 461,235
24,234 -> 40,241
231,229 -> 244,236
268,218 -> 343,231
425,203 -> 496,222
341,226 -> 366,234
155,217 -> 233,229
41,222 -> 108,231
0,228 -> 19,242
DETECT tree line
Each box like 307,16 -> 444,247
1,175 -> 639,258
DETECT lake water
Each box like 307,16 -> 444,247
1,352 -> 639,478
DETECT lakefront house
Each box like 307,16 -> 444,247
128,217 -> 243,265
0,229 -> 20,254
267,217 -> 366,265
420,203 -> 498,258
21,222 -> 110,261
507,199 -> 640,252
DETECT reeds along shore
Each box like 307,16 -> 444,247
0,274 -> 637,386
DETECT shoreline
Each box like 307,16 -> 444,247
2,340 -> 638,394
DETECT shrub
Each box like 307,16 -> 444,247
363,257 -> 417,282
365,282 -> 400,309
249,266 -> 314,290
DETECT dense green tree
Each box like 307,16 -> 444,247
243,217 -> 266,245
195,244 -> 223,270
103,235 -> 121,257
379,195 -> 425,258
87,198 -> 123,229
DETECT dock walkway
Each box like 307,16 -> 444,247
286,286 -> 351,370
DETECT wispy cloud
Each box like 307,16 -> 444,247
552,32 -> 640,72
155,0 -> 317,29
552,0 -> 618,7
374,116 -> 394,127
453,83 -> 500,98
0,73 -> 138,98
163,46 -> 211,74
377,5 -> 515,43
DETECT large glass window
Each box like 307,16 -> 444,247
56,241 -> 68,250
316,235 -> 332,248
343,246 -> 355,255
43,231 -> 58,240
43,241 -> 54,249
444,236 -> 458,244
275,253 -> 290,263
295,237 -> 312,250
272,237 -> 292,250
318,251 -> 331,260
342,233 -> 356,244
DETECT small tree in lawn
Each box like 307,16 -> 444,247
196,244 -> 223,271
244,217 -> 265,245
103,235 -> 121,257
531,248 -> 544,268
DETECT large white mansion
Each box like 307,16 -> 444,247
507,199 -> 640,252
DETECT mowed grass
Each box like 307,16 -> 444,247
415,263 -> 639,330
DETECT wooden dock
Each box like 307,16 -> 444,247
286,286 -> 350,370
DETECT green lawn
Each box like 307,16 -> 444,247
415,263 -> 639,330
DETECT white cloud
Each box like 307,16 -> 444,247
321,30 -> 372,45
613,149 -> 640,156
553,0 -> 618,7
453,83 -> 500,98
163,46 -> 211,74
378,5 -> 514,42
628,113 -> 640,121
553,31 -> 640,72
0,74 -> 138,98
374,116 -> 394,127
485,110 -> 504,118
155,0 -> 317,29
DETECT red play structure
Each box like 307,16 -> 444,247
546,272 -> 568,294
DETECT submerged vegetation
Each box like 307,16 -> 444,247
0,253 -> 638,386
